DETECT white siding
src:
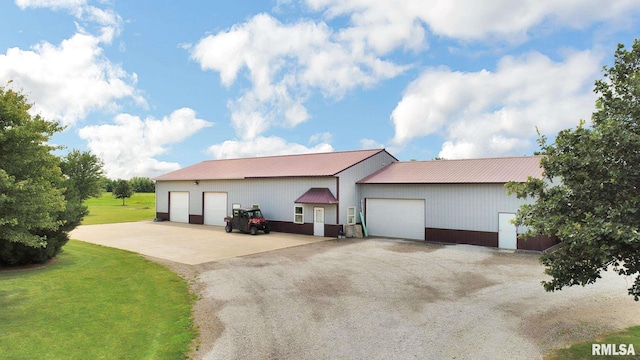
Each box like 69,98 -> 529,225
360,183 -> 534,233
336,150 -> 397,225
155,150 -> 395,226
156,177 -> 337,224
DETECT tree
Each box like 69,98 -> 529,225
129,176 -> 155,193
0,86 -> 68,265
113,179 -> 133,206
60,150 -> 104,200
506,40 -> 640,300
102,177 -> 117,192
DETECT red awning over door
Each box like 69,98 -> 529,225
294,188 -> 338,204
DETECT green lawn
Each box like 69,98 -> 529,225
0,240 -> 196,360
546,326 -> 640,359
83,192 -> 156,225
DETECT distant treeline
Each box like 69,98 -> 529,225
103,176 -> 155,193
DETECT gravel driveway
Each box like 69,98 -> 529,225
159,238 -> 639,360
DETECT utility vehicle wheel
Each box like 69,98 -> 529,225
225,223 -> 232,233
250,226 -> 257,235
264,228 -> 270,234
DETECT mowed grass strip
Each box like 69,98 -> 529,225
0,240 -> 196,360
83,192 -> 156,225
546,326 -> 640,359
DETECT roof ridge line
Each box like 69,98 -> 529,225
200,148 -> 385,163
399,154 -> 544,164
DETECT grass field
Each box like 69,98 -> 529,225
0,240 -> 196,360
546,325 -> 640,359
82,192 -> 156,225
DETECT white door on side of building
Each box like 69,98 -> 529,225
169,191 -> 189,223
313,207 -> 324,237
204,192 -> 227,226
498,213 -> 517,250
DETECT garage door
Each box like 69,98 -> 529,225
204,192 -> 227,226
169,192 -> 189,223
366,198 -> 425,240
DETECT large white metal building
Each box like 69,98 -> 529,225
357,157 -> 556,251
154,149 -> 397,237
154,149 -> 556,250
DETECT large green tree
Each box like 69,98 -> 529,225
0,87 -> 66,264
60,149 -> 104,200
113,179 -> 134,206
507,40 -> 640,300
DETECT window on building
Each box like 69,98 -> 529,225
347,206 -> 356,225
232,203 -> 241,209
252,204 -> 260,209
294,205 -> 304,224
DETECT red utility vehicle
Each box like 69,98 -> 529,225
224,208 -> 270,235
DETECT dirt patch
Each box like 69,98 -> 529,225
191,298 -> 226,359
385,241 -> 445,253
477,250 -> 540,267
517,301 -> 626,352
145,256 -> 200,279
294,273 -> 354,322
404,278 -> 446,304
454,272 -> 500,298
275,238 -> 365,262
295,273 -> 354,299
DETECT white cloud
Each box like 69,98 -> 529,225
207,136 -> 333,159
3,1 -> 137,126
190,0 -> 640,161
306,0 -> 640,43
360,138 -> 384,149
391,50 -> 602,158
0,32 -> 143,126
309,132 -> 333,144
79,108 -> 213,178
191,13 -> 406,141
306,0 -> 427,54
15,0 -> 122,31
15,0 -> 86,13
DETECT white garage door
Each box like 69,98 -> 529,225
366,198 -> 425,240
204,192 -> 227,226
169,192 -> 189,223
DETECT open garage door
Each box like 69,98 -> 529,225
169,191 -> 189,223
204,192 -> 227,226
366,198 -> 425,240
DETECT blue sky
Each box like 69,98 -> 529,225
1,0 -> 639,179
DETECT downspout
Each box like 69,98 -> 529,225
336,176 -> 340,224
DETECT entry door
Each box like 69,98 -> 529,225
498,213 -> 517,249
313,207 -> 324,237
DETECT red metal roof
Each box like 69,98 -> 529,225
155,149 -> 391,180
294,188 -> 339,204
357,156 -> 544,184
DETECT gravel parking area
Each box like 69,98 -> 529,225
158,238 -> 640,360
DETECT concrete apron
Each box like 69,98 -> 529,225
71,221 -> 332,265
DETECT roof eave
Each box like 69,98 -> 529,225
357,180 -> 537,185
